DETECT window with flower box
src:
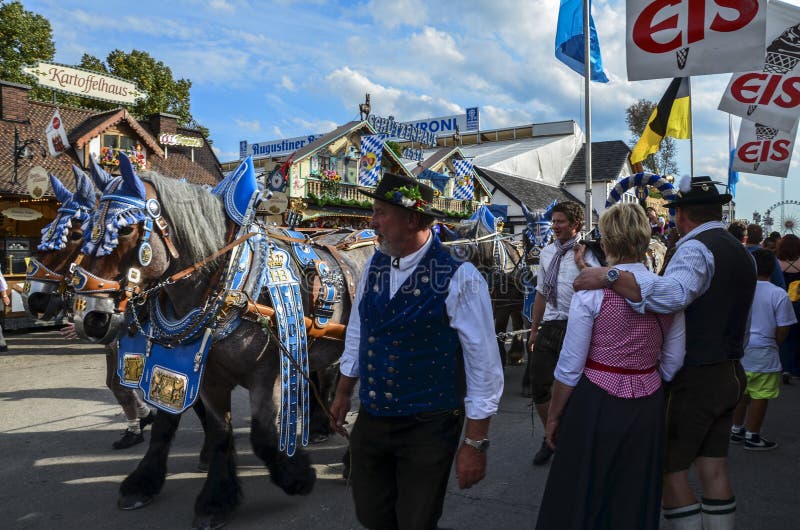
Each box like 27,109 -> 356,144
99,133 -> 147,171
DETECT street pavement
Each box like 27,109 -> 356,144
1,329 -> 798,529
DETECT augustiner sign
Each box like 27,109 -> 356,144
22,62 -> 148,105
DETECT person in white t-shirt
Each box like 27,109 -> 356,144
731,248 -> 798,451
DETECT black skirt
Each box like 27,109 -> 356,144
535,375 -> 665,530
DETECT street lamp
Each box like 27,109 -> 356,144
13,127 -> 46,184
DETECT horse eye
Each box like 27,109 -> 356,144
69,230 -> 83,241
118,226 -> 135,237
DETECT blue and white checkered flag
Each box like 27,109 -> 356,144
359,135 -> 384,187
452,158 -> 474,200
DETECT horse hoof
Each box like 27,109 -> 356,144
117,494 -> 153,510
192,514 -> 228,530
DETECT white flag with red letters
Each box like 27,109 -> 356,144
719,0 -> 800,132
732,118 -> 796,178
627,0 -> 767,81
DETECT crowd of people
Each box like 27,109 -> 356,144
329,172 -> 797,529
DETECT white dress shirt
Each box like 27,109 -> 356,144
536,241 -> 600,321
340,232 -> 504,420
554,263 -> 687,386
629,221 -> 724,314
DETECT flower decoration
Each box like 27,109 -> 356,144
99,145 -> 147,171
322,169 -> 341,182
384,185 -> 428,210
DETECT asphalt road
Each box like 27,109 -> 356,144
1,329 -> 798,529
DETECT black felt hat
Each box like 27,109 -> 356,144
664,176 -> 732,207
359,172 -> 444,217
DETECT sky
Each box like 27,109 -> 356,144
21,0 -> 800,226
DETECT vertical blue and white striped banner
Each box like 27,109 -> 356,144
452,158 -> 475,200
358,135 -> 384,187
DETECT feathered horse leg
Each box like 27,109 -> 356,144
118,410 -> 182,510
248,359 -> 316,496
192,379 -> 240,530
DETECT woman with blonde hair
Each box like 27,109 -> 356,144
536,203 -> 686,530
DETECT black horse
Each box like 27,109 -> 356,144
67,155 -> 374,529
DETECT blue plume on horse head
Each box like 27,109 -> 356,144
49,173 -> 73,205
118,153 -> 147,200
543,199 -> 557,221
89,155 -> 114,192
71,166 -> 95,210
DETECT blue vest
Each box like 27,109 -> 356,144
358,236 -> 463,416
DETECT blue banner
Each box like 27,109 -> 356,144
555,0 -> 609,83
419,168 -> 450,192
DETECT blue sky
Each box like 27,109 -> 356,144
22,0 -> 800,225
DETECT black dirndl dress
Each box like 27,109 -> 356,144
535,375 -> 665,530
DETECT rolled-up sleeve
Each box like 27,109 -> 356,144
629,241 -> 714,314
339,256 -> 373,378
658,311 -> 686,381
554,290 -> 602,387
447,263 -> 504,419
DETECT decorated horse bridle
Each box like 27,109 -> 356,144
23,192 -> 93,318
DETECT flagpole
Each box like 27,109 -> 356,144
583,0 -> 593,232
728,113 -> 734,223
689,76 -> 694,178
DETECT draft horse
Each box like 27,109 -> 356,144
68,155 -> 373,529
437,206 -> 526,365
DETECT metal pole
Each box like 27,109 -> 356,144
583,0 -> 592,232
689,77 -> 694,178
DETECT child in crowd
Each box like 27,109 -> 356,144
731,249 -> 797,450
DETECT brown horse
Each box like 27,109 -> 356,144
67,155 -> 374,529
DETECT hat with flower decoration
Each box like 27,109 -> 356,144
359,172 -> 444,217
664,175 -> 732,207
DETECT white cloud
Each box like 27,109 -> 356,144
212,146 -> 239,161
739,175 -> 778,193
324,67 -> 462,120
209,0 -> 235,12
280,76 -> 296,91
235,119 -> 261,133
272,126 -> 284,137
292,118 -> 339,134
366,0 -> 428,29
408,27 -> 464,64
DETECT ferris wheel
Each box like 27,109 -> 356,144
764,200 -> 800,235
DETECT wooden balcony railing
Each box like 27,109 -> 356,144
305,178 -> 477,214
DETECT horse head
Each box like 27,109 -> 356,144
70,153 -> 191,342
23,167 -> 95,320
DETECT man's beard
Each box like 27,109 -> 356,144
378,239 -> 402,257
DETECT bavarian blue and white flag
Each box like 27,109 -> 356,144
359,135 -> 384,187
452,158 -> 475,200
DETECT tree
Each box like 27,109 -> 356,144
0,1 -> 55,100
625,98 -> 678,176
385,140 -> 403,159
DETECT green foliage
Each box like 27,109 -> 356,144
625,98 -> 678,176
385,140 -> 403,158
307,193 -> 372,209
0,1 -> 55,100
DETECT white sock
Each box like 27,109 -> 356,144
126,419 -> 141,434
731,424 -> 743,431
745,431 -> 758,439
663,503 -> 702,530
136,404 -> 151,418
702,497 -> 736,530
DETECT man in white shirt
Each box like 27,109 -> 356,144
528,201 -> 599,465
330,173 -> 503,530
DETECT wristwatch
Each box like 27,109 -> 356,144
463,437 -> 490,452
605,267 -> 621,288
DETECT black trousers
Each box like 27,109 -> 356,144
349,406 -> 464,530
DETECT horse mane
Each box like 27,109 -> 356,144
139,171 -> 227,265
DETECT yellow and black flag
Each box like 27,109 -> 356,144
630,77 -> 691,165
